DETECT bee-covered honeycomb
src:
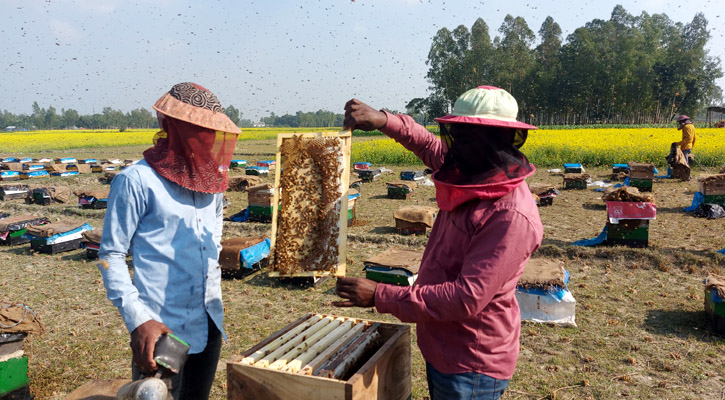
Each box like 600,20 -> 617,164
273,135 -> 344,275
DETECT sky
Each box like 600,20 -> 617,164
1,0 -> 723,121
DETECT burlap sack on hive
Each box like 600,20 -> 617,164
601,186 -> 654,203
393,205 -> 437,228
219,237 -> 266,270
81,230 -> 102,245
705,273 -> 725,299
518,258 -> 566,290
364,248 -> 422,275
28,186 -> 73,204
0,300 -> 43,334
26,220 -> 86,237
73,189 -> 110,200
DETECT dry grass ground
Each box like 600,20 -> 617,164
1,139 -> 724,399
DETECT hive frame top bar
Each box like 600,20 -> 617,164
269,131 -> 352,277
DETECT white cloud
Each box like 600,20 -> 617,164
49,18 -> 82,42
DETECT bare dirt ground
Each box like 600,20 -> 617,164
1,140 -> 724,399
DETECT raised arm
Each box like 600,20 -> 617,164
344,99 -> 446,170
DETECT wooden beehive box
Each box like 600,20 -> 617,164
269,131 -> 351,277
697,174 -> 725,196
563,173 -> 589,190
227,313 -> 411,400
628,162 -> 655,179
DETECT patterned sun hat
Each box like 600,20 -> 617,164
435,86 -> 538,130
153,82 -> 241,134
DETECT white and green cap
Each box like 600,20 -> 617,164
435,86 -> 538,130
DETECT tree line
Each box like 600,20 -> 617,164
0,102 -> 159,131
407,6 -> 723,126
0,101 -> 346,131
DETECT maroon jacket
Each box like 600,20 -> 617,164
374,112 -> 543,379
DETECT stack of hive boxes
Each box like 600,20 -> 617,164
0,215 -> 50,246
24,220 -> 92,254
603,187 -> 656,248
247,184 -> 275,223
697,174 -> 725,206
628,162 -> 655,192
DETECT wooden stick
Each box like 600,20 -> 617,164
254,316 -> 333,368
268,317 -> 345,370
299,320 -> 367,375
284,320 -> 355,373
241,314 -> 322,365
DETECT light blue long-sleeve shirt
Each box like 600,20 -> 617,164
98,159 -> 226,354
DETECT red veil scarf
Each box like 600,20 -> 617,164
144,116 -> 237,193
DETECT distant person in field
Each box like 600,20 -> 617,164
335,86 -> 543,400
676,115 -> 696,166
98,82 -> 240,399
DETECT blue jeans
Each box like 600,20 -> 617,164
426,362 -> 509,400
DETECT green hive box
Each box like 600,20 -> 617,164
704,288 -> 725,334
0,356 -> 29,396
387,186 -> 412,199
606,220 -> 649,248
704,194 -> 725,206
248,205 -> 274,223
564,180 -> 587,190
629,178 -> 653,192
364,268 -> 416,286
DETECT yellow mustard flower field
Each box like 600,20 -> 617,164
2,127 -> 723,167
352,127 -> 725,167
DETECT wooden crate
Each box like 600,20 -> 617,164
698,174 -> 725,196
628,162 -> 655,179
269,132 -> 351,278
227,314 -> 411,400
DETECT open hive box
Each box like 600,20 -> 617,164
269,132 -> 351,278
227,313 -> 411,400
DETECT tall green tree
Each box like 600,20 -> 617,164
224,105 -> 241,125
